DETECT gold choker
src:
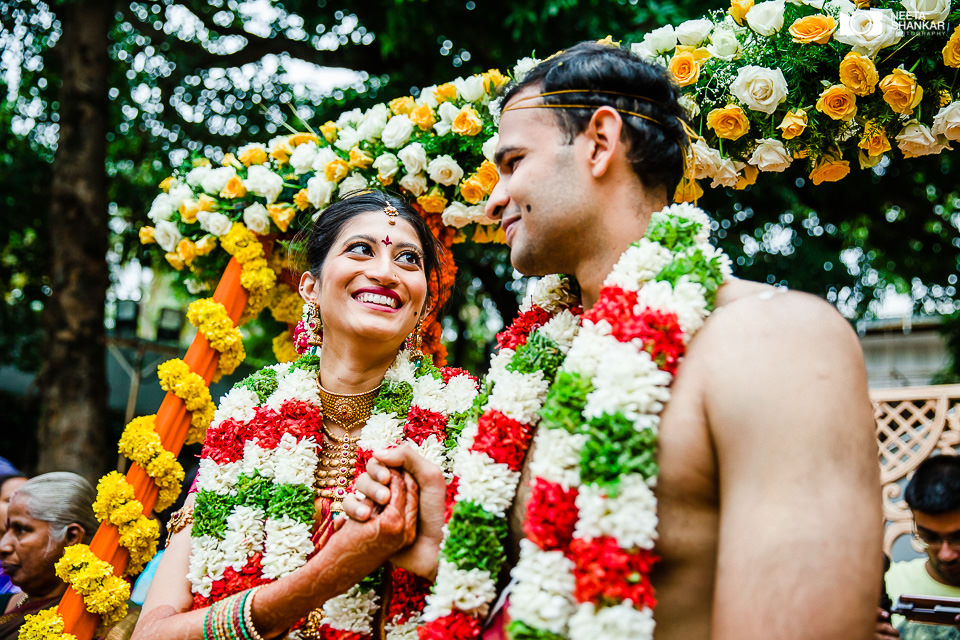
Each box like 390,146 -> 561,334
317,383 -> 381,430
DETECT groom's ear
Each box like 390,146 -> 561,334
583,106 -> 625,179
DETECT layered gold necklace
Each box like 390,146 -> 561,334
314,381 -> 380,512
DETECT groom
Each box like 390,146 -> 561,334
352,41 -> 882,638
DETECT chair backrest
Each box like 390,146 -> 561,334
874,384 -> 960,556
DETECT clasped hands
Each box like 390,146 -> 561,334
340,443 -> 446,580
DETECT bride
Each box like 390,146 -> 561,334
132,190 -> 475,640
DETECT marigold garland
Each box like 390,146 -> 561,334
186,298 -> 245,381
157,358 -> 216,445
117,415 -> 186,512
18,609 -> 77,640
54,545 -> 130,631
220,223 -> 276,324
267,284 -> 303,325
92,472 -> 160,575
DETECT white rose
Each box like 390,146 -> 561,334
357,103 -> 389,141
749,138 -> 792,171
629,42 -> 657,62
441,201 -> 473,228
730,65 -> 788,115
896,121 -> 951,157
244,165 -> 284,204
901,0 -> 950,21
745,0 -> 785,36
381,114 -> 415,148
482,134 -> 499,162
711,158 -> 741,188
932,101 -> 960,141
678,94 -> 700,118
154,220 -> 181,252
643,25 -> 678,54
199,166 -> 237,195
676,19 -> 713,46
398,172 -> 427,196
306,176 -> 335,208
688,140 -> 722,179
336,108 -> 363,128
185,166 -> 211,188
289,141 -> 318,174
456,75 -> 486,102
334,127 -> 360,152
427,155 -> 464,186
434,102 -> 460,137
311,147 -> 340,173
834,9 -> 902,58
147,193 -> 175,223
824,0 -> 857,13
513,57 -> 540,81
418,86 -> 439,109
196,210 -> 233,237
243,202 -> 271,235
167,183 -> 193,211
398,143 -> 428,175
372,153 -> 400,179
338,174 -> 367,196
708,26 -> 741,60
470,204 -> 498,226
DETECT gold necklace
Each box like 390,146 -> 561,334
314,381 -> 381,512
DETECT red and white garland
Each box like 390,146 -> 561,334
419,203 -> 731,639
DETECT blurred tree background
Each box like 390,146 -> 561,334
1,0 -> 958,479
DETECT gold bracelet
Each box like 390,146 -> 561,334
166,504 -> 195,546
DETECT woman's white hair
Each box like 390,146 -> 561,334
14,472 -> 98,544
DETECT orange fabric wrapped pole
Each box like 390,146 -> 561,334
58,257 -> 250,639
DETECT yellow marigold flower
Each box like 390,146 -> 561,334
273,330 -> 299,364
238,146 -> 268,166
349,147 -> 374,169
324,159 -> 351,183
434,82 -> 458,103
706,104 -> 750,140
730,0 -> 754,25
389,96 -> 416,115
320,120 -> 338,143
673,176 -> 703,203
294,188 -> 311,211
879,68 -> 923,115
475,160 -> 499,193
838,52 -> 878,97
668,50 -> 702,87
459,177 -> 486,204
452,104 -> 484,136
192,157 -> 212,168
20,608 -> 76,640
417,188 -> 448,214
219,176 -> 247,199
858,121 -> 891,157
197,194 -> 217,212
288,132 -> 320,147
269,285 -> 303,324
734,164 -> 759,189
159,176 -> 175,192
816,84 -> 858,121
777,109 -> 808,139
139,226 -> 156,245
176,238 -> 197,265
788,14 -> 836,44
165,252 -> 185,271
268,203 -> 297,232
195,235 -> 217,256
483,68 -> 509,92
809,155 -> 851,185
410,104 -> 437,131
944,25 -> 960,68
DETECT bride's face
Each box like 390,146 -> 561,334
301,210 -> 428,350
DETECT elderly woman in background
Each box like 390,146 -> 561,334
0,460 -> 28,596
0,472 -> 98,639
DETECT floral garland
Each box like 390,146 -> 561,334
18,609 -> 78,640
187,298 -> 246,381
157,358 -> 216,445
190,349 -> 479,639
92,472 -> 160,575
419,203 -> 731,639
117,414 -> 185,511
220,222 -> 276,324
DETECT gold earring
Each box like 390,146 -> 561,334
303,302 -> 323,351
405,318 -> 423,361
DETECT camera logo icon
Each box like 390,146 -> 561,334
836,9 -> 889,39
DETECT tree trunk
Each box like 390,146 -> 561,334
36,1 -> 110,484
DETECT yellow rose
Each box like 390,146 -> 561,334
377,173 -> 394,186
452,105 -> 484,136
270,145 -> 291,166
288,132 -> 320,147
192,158 -> 212,168
389,96 -> 416,116
348,147 -> 374,169
809,156 -> 851,185
159,176 -> 175,192
138,226 -> 156,244
777,109 -> 808,139
788,15 -> 837,44
879,68 -> 923,115
734,164 -> 759,190
198,194 -> 217,212
730,0 -> 754,25
221,153 -> 241,168
943,25 -> 960,68
459,177 -> 486,204
434,82 -> 458,103
816,84 -> 858,121
324,159 -> 351,183
673,176 -> 704,203
417,189 -> 448,214
320,121 -> 338,143
706,104 -> 750,140
410,104 -> 437,131
475,160 -> 499,193
267,204 -> 297,232
176,238 -> 197,265
165,252 -> 185,271
668,50 -> 701,87
219,175 -> 247,199
858,121 -> 891,157
838,52 -> 878,97
238,146 -> 268,166
294,188 -> 311,211
483,69 -> 509,92
195,235 -> 217,256
793,148 -> 810,159
179,199 -> 200,224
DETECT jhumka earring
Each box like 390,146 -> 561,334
302,301 -> 323,353
405,318 -> 424,362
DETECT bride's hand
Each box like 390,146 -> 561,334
344,443 -> 445,579
335,467 -> 418,560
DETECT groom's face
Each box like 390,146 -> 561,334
486,87 -> 594,276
